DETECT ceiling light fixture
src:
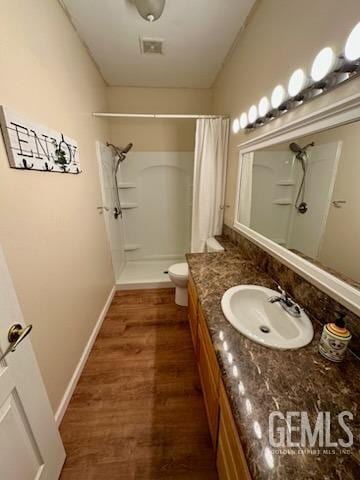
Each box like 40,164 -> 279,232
135,0 -> 166,22
345,21 -> 360,61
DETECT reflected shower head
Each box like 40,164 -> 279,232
289,141 -> 315,214
289,141 -> 315,156
289,142 -> 303,154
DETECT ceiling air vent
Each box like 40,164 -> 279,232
140,37 -> 164,55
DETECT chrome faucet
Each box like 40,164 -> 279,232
268,286 -> 301,318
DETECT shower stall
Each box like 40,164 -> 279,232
97,142 -> 194,288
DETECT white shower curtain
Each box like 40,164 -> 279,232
191,118 -> 229,252
237,152 -> 254,227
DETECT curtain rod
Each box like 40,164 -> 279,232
93,112 -> 229,119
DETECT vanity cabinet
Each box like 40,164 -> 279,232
187,273 -> 251,479
188,275 -> 199,355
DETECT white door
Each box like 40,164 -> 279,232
0,245 -> 65,479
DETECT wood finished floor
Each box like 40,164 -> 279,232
59,288 -> 218,480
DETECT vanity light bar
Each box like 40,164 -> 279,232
231,21 -> 360,133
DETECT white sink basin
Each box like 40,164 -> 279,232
221,285 -> 314,350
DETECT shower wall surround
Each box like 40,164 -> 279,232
118,151 -> 193,262
97,142 -> 126,279
222,224 -> 360,357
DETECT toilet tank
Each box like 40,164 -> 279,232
206,237 -> 224,252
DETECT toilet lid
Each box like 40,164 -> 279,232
168,262 -> 188,277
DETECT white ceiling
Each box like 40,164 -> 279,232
61,0 -> 255,88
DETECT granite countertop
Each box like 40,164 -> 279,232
186,236 -> 360,480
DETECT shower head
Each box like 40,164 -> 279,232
107,142 -> 133,164
289,141 -> 315,157
120,143 -> 133,154
289,142 -> 303,154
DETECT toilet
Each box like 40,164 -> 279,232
168,263 -> 189,306
169,237 -> 224,306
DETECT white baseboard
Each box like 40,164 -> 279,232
54,286 -> 116,426
116,280 -> 174,290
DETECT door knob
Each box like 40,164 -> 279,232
0,323 -> 33,362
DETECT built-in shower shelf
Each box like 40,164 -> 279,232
124,244 -> 141,252
273,199 -> 293,205
277,180 -> 295,186
122,203 -> 138,209
118,183 -> 136,189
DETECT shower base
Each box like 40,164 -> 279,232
116,257 -> 184,290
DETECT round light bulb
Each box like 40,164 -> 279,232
311,47 -> 336,81
258,96 -> 270,117
288,68 -> 307,97
248,105 -> 258,123
345,21 -> 360,61
271,85 -> 286,108
232,118 -> 240,134
239,112 -> 248,129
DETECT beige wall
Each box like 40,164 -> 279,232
0,0 -> 114,412
213,0 -> 360,226
107,87 -> 213,151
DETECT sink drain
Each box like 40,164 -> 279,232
259,325 -> 270,334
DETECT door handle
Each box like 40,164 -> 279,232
0,323 -> 33,362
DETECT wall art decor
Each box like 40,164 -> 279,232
0,106 -> 81,174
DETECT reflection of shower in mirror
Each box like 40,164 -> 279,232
289,141 -> 315,214
237,139 -> 342,265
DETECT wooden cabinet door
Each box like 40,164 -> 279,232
217,382 -> 252,480
198,322 -> 220,448
198,308 -> 219,385
217,421 -> 237,480
188,282 -> 198,355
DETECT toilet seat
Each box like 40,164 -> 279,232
168,263 -> 188,279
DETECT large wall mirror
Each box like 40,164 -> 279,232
234,96 -> 360,314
